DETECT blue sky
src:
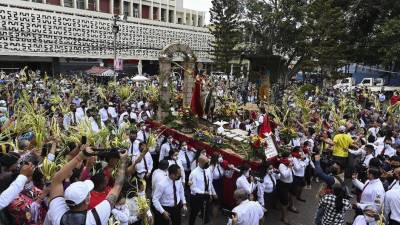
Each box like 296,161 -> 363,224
184,0 -> 212,23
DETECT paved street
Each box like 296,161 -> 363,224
183,180 -> 356,225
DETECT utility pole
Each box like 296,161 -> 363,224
112,15 -> 119,82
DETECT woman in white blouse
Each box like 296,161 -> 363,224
235,163 -> 256,199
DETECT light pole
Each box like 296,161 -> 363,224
112,15 -> 119,82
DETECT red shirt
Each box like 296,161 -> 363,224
88,186 -> 111,209
391,95 -> 399,105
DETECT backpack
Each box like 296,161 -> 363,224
7,187 -> 47,225
60,208 -> 101,225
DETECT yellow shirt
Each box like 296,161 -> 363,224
332,133 -> 353,158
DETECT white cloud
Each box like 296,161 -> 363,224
184,0 -> 212,24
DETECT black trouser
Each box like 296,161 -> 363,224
390,219 -> 400,225
264,191 -> 277,210
189,194 -> 210,225
184,170 -> 191,190
154,204 -> 182,225
212,178 -> 223,200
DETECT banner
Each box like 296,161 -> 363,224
264,134 -> 278,159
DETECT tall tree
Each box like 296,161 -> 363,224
209,0 -> 241,74
240,0 -> 308,82
303,0 -> 348,76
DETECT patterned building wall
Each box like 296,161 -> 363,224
0,5 -> 213,62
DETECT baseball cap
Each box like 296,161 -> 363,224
65,180 -> 94,206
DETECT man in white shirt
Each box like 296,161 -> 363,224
385,168 -> 400,225
152,164 -> 187,225
75,103 -> 87,122
136,124 -> 149,143
45,147 -> 128,225
378,137 -> 396,158
352,167 -> 385,211
361,145 -> 375,168
63,105 -> 78,130
132,142 -> 153,179
0,163 -> 35,210
98,104 -> 109,123
107,103 -> 118,124
72,96 -> 82,106
128,132 -> 141,156
227,189 -> 265,225
178,142 -> 195,185
151,160 -> 169,195
188,155 -> 217,225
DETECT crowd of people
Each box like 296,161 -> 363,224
0,69 -> 400,225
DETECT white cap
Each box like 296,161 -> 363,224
338,126 -> 346,132
64,180 -> 94,206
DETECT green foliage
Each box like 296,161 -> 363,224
210,0 -> 241,73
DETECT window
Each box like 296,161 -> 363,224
64,0 -> 73,7
124,1 -> 130,17
133,4 -> 139,17
77,0 -> 85,9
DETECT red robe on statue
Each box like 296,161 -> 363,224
191,75 -> 204,117
259,115 -> 272,138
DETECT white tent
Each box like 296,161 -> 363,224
131,75 -> 150,82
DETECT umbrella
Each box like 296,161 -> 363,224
131,75 -> 150,82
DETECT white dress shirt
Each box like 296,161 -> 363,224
292,157 -> 308,177
279,163 -> 293,184
159,142 -> 173,162
107,107 -> 118,119
388,180 -> 400,191
132,152 -> 153,178
75,107 -> 86,122
385,185 -> 400,223
178,149 -> 195,172
99,108 -> 109,122
260,173 -> 279,194
0,175 -> 27,210
189,167 -> 216,196
210,164 -> 225,180
236,175 -> 256,195
89,117 -> 103,133
63,112 -> 77,129
137,130 -> 149,143
168,160 -> 185,183
152,169 -> 168,195
227,200 -> 264,225
378,145 -> 396,158
257,173 -> 280,206
152,178 -> 186,214
128,140 -> 141,156
362,154 -> 374,167
353,178 -> 385,210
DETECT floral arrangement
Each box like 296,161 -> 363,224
194,128 -> 212,142
249,135 -> 267,158
178,106 -> 198,128
216,102 -> 238,121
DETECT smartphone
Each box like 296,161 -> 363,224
222,209 -> 235,218
81,136 -> 87,145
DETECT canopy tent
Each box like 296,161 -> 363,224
86,66 -> 115,77
131,75 -> 150,82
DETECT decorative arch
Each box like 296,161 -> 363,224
158,43 -> 197,120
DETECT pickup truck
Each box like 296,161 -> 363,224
333,77 -> 400,93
